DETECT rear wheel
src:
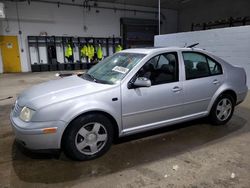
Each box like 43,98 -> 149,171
62,113 -> 114,161
210,94 -> 235,125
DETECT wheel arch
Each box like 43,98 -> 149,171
61,110 -> 120,148
219,89 -> 237,104
208,88 -> 237,114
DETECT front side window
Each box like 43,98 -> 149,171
137,52 -> 179,85
84,53 -> 145,84
183,52 -> 222,80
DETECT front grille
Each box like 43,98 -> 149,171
13,102 -> 22,117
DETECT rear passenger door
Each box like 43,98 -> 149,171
181,51 -> 224,116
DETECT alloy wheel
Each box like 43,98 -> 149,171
216,98 -> 232,121
75,122 -> 108,155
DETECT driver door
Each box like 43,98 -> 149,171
121,52 -> 184,133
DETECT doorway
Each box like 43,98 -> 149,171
0,36 -> 21,73
121,18 -> 158,49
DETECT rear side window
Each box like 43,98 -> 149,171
182,52 -> 222,80
207,58 -> 222,75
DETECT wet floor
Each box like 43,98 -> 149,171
0,72 -> 250,188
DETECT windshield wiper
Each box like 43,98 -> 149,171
83,73 -> 97,82
83,73 -> 112,85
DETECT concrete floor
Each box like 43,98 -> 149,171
0,72 -> 250,188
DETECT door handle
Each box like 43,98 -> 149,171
172,86 -> 182,92
212,79 -> 220,85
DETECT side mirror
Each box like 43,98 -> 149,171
132,77 -> 151,88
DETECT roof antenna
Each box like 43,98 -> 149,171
187,43 -> 199,48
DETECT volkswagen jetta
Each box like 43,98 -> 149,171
10,47 -> 248,160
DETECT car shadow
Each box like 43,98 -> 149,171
10,109 -> 248,186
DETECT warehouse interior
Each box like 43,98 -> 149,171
0,0 -> 250,187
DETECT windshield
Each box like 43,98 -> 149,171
83,53 -> 145,84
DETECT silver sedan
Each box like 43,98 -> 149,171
10,47 -> 248,160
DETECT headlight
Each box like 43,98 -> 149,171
20,107 -> 35,122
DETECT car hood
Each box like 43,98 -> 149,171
17,75 -> 114,109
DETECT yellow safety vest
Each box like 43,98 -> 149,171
83,45 -> 87,57
90,45 -> 95,60
65,44 -> 73,57
81,46 -> 86,57
115,45 -> 122,52
97,44 -> 103,60
87,45 -> 91,58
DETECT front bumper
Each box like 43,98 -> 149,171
10,111 -> 67,150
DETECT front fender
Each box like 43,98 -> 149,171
32,85 -> 122,134
62,100 -> 122,133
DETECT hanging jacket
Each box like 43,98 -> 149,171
90,45 -> 95,60
97,44 -> 103,60
81,46 -> 86,57
115,44 -> 123,52
81,45 -> 88,57
65,44 -> 73,58
87,44 -> 91,59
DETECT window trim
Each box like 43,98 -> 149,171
182,51 -> 223,80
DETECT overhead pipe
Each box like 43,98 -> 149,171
158,0 -> 160,35
5,0 -> 166,20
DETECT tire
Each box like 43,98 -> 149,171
209,94 -> 235,125
62,113 -> 114,161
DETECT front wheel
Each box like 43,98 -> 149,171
62,114 -> 114,161
210,94 -> 235,125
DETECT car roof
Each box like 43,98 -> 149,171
119,47 -> 231,69
121,47 -> 205,54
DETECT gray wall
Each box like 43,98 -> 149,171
155,25 -> 250,87
0,1 -> 178,72
179,0 -> 250,32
